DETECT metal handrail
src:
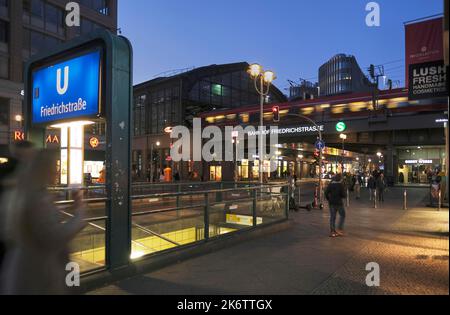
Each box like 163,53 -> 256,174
132,204 -> 206,217
60,210 -> 106,231
46,181 -> 286,192
131,184 -> 288,200
133,223 -> 180,246
59,211 -> 169,252
55,198 -> 108,205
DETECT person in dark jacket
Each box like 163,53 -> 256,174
376,173 -> 387,203
368,175 -> 376,201
325,174 -> 347,237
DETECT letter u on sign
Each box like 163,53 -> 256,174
57,66 -> 69,95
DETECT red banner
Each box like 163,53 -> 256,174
405,17 -> 444,85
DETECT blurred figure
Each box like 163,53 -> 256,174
354,175 -> 361,200
164,166 -> 172,182
325,174 -> 347,238
376,173 -> 387,203
173,170 -> 181,182
97,163 -> 106,184
368,175 -> 376,201
0,150 -> 86,295
0,141 -> 35,272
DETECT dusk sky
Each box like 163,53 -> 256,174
118,0 -> 443,92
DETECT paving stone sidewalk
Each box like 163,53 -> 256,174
89,187 -> 449,295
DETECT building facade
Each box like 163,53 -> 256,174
0,0 -> 117,156
132,62 -> 287,181
319,54 -> 373,97
200,88 -> 447,185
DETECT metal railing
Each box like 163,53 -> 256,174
55,182 -> 289,273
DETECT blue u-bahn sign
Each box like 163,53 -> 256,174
31,49 -> 102,125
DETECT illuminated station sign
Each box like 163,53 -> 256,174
31,49 -> 102,125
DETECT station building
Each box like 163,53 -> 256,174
131,62 -> 287,181
199,88 -> 448,185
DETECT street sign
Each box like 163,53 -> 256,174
315,140 -> 325,151
31,49 -> 102,125
336,122 -> 347,132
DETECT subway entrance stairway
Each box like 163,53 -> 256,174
51,182 -> 290,273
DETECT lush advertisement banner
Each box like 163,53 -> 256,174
32,50 -> 102,125
405,17 -> 444,87
408,60 -> 448,100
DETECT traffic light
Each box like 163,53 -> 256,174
313,149 -> 321,165
272,106 -> 280,122
369,64 -> 375,80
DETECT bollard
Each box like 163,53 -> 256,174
346,189 -> 350,207
313,185 -> 318,209
403,189 -> 408,210
373,190 -> 377,209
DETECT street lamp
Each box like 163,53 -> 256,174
150,141 -> 161,183
340,134 -> 347,173
248,63 -> 277,185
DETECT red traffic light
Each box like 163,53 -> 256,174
272,106 -> 280,122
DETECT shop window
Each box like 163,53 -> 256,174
209,166 -> 222,182
238,160 -> 249,180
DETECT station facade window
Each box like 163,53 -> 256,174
0,0 -> 8,19
79,0 -> 110,16
22,0 -> 65,37
0,19 -> 8,79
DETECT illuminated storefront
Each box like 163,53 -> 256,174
397,146 -> 446,184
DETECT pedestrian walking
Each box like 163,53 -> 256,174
0,141 -> 35,273
376,173 -> 387,203
355,177 -> 361,200
325,174 -> 347,238
368,175 -> 376,201
1,151 -> 87,295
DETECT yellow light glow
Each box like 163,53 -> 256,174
50,121 -> 94,129
349,102 -> 367,112
248,64 -> 262,77
332,104 -> 347,114
206,117 -> 215,124
263,70 -> 276,83
301,107 -> 315,115
240,113 -> 249,123
61,149 -> 68,185
130,251 -> 145,260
